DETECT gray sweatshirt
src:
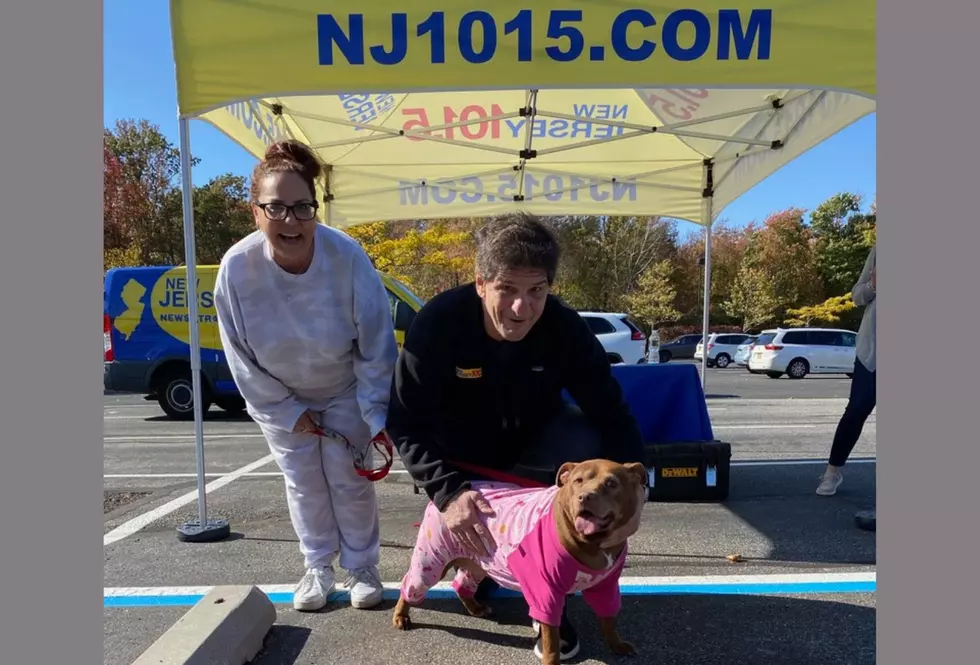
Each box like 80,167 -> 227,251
851,244 -> 876,373
213,224 -> 398,435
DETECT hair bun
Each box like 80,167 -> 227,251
263,140 -> 322,181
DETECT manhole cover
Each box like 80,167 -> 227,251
104,490 -> 151,514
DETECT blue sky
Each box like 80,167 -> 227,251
104,1 -> 876,237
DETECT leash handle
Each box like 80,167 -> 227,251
311,426 -> 394,482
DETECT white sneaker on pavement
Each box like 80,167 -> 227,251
816,469 -> 843,496
293,565 -> 336,611
343,565 -> 384,609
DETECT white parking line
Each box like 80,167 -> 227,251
103,457 -> 875,480
103,454 -> 276,546
104,571 -> 877,607
102,424 -> 874,440
103,434 -> 266,442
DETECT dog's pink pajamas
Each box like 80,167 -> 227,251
399,481 -> 627,627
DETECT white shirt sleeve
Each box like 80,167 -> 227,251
349,249 -> 399,437
213,258 -> 308,433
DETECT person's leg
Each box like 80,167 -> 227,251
262,425 -> 339,612
817,359 -> 877,496
317,400 -> 384,609
508,404 -> 599,660
512,404 -> 605,483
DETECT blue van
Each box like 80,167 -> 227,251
103,264 -> 425,419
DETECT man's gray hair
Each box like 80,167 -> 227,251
474,213 -> 561,285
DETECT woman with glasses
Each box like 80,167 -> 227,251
214,140 -> 398,612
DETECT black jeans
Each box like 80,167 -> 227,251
829,358 -> 876,467
469,403 -> 602,616
509,404 -> 605,484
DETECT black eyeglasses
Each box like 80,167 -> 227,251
254,201 -> 319,221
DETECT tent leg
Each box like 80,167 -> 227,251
699,160 -> 714,393
175,116 -> 230,544
700,222 -> 712,392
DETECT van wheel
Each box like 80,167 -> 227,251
659,350 -> 672,363
156,368 -> 211,420
714,353 -> 732,368
215,396 -> 247,414
787,359 -> 810,379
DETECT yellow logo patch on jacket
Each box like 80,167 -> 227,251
455,367 -> 483,379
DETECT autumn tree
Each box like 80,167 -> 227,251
784,294 -> 856,327
749,207 -> 823,318
104,119 -> 199,265
671,221 -> 749,324
346,218 -> 479,299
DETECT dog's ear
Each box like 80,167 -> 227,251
623,462 -> 649,491
555,462 -> 578,487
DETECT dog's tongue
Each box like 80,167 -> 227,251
575,514 -> 605,535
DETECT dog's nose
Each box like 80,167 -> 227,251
578,491 -> 596,503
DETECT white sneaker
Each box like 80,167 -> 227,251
816,470 -> 843,496
293,565 -> 336,611
343,566 -> 384,609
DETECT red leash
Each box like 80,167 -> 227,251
310,426 -> 394,482
449,460 -> 548,489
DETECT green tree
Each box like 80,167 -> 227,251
623,260 -> 681,330
808,192 -> 876,297
552,215 -> 677,312
722,265 -> 780,331
157,174 -> 257,265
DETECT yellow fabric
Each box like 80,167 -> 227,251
169,0 -> 876,226
170,0 -> 874,115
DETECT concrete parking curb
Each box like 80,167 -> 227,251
130,585 -> 276,665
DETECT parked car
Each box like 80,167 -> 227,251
747,327 -> 858,379
657,333 -> 702,363
733,335 -> 759,367
695,332 -> 756,368
578,312 -> 648,365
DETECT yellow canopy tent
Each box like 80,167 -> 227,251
166,0 -> 875,540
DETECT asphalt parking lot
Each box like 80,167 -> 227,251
104,362 -> 876,665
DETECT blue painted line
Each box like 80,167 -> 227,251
104,580 -> 875,608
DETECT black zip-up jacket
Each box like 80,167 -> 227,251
385,282 -> 645,511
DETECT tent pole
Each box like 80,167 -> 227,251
700,160 -> 715,392
176,116 -> 230,543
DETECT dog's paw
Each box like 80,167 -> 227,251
608,640 -> 637,656
392,614 -> 413,631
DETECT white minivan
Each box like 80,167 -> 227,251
747,327 -> 858,379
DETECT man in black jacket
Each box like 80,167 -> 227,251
386,213 -> 646,659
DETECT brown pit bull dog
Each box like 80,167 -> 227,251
392,458 -> 647,664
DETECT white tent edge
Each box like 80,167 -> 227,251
169,85 -> 875,538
